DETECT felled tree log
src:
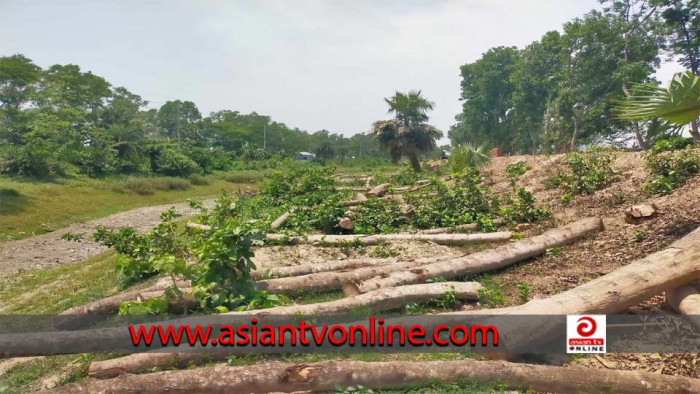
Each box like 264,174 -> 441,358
52,359 -> 700,393
87,282 -> 483,378
60,279 -> 190,315
264,231 -> 512,247
339,194 -> 403,207
254,254 -> 456,294
666,282 -> 700,329
270,212 -> 291,230
418,218 -> 505,234
88,353 -> 229,379
367,183 -> 391,197
339,217 -> 354,231
347,218 -> 603,295
250,252 -> 464,280
355,193 -> 367,202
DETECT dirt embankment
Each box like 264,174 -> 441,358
0,200 -> 215,277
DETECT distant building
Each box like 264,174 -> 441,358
295,152 -> 316,161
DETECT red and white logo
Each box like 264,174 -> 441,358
566,315 -> 606,353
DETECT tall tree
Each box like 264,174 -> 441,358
157,100 -> 201,142
371,91 -> 442,172
449,47 -> 520,153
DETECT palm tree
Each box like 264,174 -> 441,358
616,72 -> 700,142
315,141 -> 335,165
448,143 -> 491,173
371,90 -> 443,171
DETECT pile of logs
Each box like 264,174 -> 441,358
25,215 -> 700,393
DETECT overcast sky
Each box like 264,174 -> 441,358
1,0 -> 682,141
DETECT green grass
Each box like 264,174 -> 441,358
0,173 -> 259,241
0,251 -> 156,314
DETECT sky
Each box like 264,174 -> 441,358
0,0 -> 682,142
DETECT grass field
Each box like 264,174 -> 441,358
0,172 -> 263,242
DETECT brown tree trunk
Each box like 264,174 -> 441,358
52,359 -> 700,393
408,152 -> 421,172
690,119 -> 700,142
569,116 -> 580,152
348,218 -> 603,295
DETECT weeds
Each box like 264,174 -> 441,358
546,151 -> 619,196
642,149 -> 699,195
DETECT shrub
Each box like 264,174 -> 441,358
353,199 -> 406,234
120,176 -> 191,195
505,160 -> 530,186
546,151 -> 619,195
123,177 -> 155,195
642,149 -> 700,195
405,169 -> 490,229
221,171 -> 264,184
498,188 -> 552,224
152,149 -> 199,176
188,174 -> 211,186
651,137 -> 695,153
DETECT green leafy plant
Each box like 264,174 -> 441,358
448,143 -> 491,173
498,188 -> 551,224
505,160 -> 530,186
642,149 -> 700,195
517,283 -> 530,304
546,151 -> 620,196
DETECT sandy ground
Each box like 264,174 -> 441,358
0,199 -> 216,277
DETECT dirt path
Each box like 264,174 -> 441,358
0,199 -> 215,277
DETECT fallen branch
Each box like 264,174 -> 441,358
339,194 -> 403,207
52,359 -> 700,393
346,218 -> 603,295
87,353 -> 229,379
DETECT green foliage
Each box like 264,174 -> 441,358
498,188 -> 552,224
371,90 -> 442,172
118,296 -> 169,315
616,72 -> 700,125
546,151 -> 619,195
505,160 -> 530,186
651,137 -> 696,153
477,281 -> 507,308
119,177 -> 192,195
635,230 -> 647,243
405,170 -> 490,229
369,244 -> 398,258
642,149 -> 700,195
188,174 -> 211,186
448,143 -> 491,173
517,283 -> 530,304
353,199 -> 406,234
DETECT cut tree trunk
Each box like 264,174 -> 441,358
339,194 -> 403,207
666,282 -> 700,329
367,183 -> 391,197
255,257 -> 444,294
418,218 -> 505,234
264,231 -> 512,247
355,193 -> 367,202
338,217 -> 354,231
6,224 -> 699,358
60,279 -> 190,315
52,359 -> 700,393
270,212 -> 291,230
88,353 -> 229,379
87,282 -> 481,378
250,252 -> 464,279
347,218 -> 603,295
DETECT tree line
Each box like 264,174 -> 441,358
449,0 -> 700,154
0,55 -> 383,177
